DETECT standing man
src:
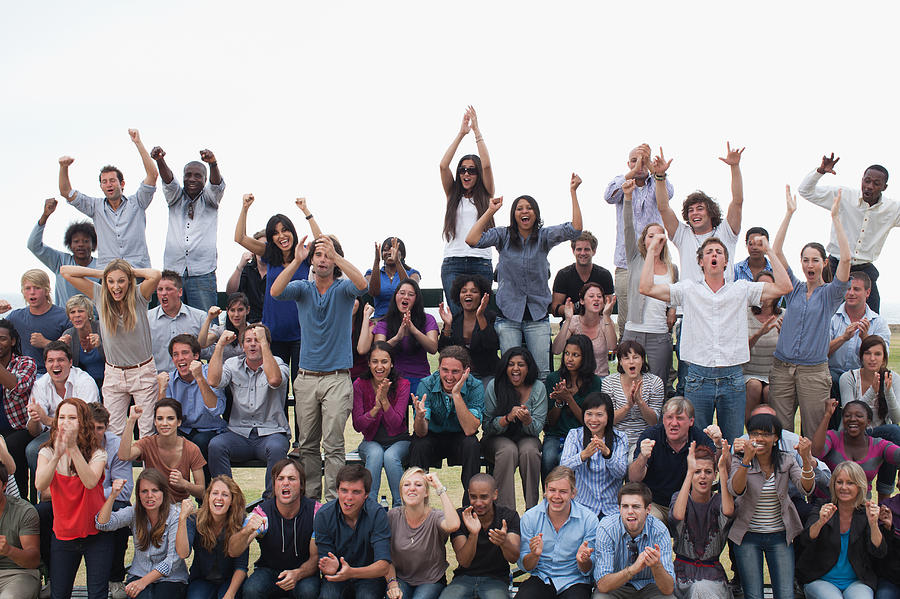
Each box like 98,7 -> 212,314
58,129 -> 158,268
605,144 -> 674,337
593,483 -> 676,599
734,227 -> 772,282
27,198 -> 97,306
3,271 -> 70,375
148,271 -> 210,373
151,146 -> 225,312
799,154 -> 900,311
271,234 -> 368,502
549,231 -> 614,320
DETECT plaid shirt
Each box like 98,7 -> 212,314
2,354 -> 36,429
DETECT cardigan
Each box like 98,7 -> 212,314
727,453 -> 808,545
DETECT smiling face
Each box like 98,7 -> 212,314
171,342 -> 198,380
458,281 -> 482,314
581,286 -> 604,315
748,429 -> 777,456
514,199 -> 536,233
583,405 -> 608,436
691,458 -> 716,495
138,478 -> 163,514
439,357 -> 465,392
544,477 -> 574,515
368,349 -> 392,383
99,171 -> 124,201
242,327 -> 264,362
105,269 -> 130,302
619,493 -> 650,536
271,221 -> 294,256
227,301 -> 248,329
56,402 -> 80,437
861,169 -> 888,203
69,232 -> 94,262
154,406 -> 180,437
401,472 -> 428,507
833,470 -> 860,505
572,240 -> 595,267
862,343 -> 887,373
45,349 -> 72,385
337,479 -> 368,519
699,242 -> 727,276
395,283 -> 416,314
686,202 -> 711,233
22,282 -> 50,310
842,403 -> 870,438
458,158 -> 478,192
506,355 -> 528,387
274,463 -> 302,507
800,246 -> 826,284
620,350 -> 643,378
156,279 -> 183,314
182,163 -> 207,197
844,279 -> 870,309
563,343 -> 583,373
662,410 -> 693,444
467,479 -> 497,518
207,480 -> 233,518
67,305 -> 90,329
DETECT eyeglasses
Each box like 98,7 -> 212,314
627,540 -> 639,564
748,431 -> 776,439
458,167 -> 478,176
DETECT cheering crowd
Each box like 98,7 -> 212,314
1,106 -> 900,599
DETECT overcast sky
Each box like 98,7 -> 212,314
3,1 -> 898,318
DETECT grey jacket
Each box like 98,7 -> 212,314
623,196 -> 677,326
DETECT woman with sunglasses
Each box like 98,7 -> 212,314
439,105 -> 496,315
367,237 -> 421,320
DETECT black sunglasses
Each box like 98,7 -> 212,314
627,540 -> 639,564
458,166 -> 478,176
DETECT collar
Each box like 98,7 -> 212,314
856,194 -> 882,209
619,518 -> 651,542
541,498 -> 582,522
154,302 -> 188,320
172,367 -> 199,384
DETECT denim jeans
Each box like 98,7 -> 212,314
732,531 -> 793,599
320,578 -> 386,599
684,363 -> 746,441
804,580 -> 873,599
399,579 -> 445,599
872,424 -> 900,495
185,579 -> 235,599
358,439 -> 410,507
440,576 -> 509,599
876,579 -> 900,599
242,566 -> 320,599
182,271 -> 219,313
50,531 -> 114,599
208,430 -> 290,498
441,257 -> 493,315
541,435 -> 564,480
184,428 -> 219,485
494,316 -> 551,380
26,430 -> 49,485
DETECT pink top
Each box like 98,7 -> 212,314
820,430 -> 900,493
351,376 -> 411,441
373,315 -> 438,379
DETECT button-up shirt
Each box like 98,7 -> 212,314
313,497 -> 392,568
217,355 -> 289,437
774,270 -> 848,366
70,184 -> 156,268
102,431 -> 133,502
416,372 -> 484,435
27,222 -> 98,305
148,302 -> 208,373
518,499 -> 598,592
734,257 -> 772,282
829,303 -> 892,374
605,175 -> 673,269
560,427 -> 629,516
476,223 -> 580,322
594,513 -> 674,589
30,366 -> 100,431
799,170 -> 900,265
162,179 -> 225,276
166,365 -> 226,433
0,354 -> 36,430
669,279 -> 764,367
96,504 -> 188,582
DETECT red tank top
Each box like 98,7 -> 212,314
50,469 -> 106,540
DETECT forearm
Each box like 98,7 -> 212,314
651,565 -> 674,595
134,141 -> 159,185
828,336 -> 848,357
465,212 -> 495,247
726,165 -> 743,233
225,263 -> 243,294
348,560 -> 389,579
224,570 -> 246,598
260,350 -> 283,387
454,399 -> 481,437
440,132 -> 466,170
570,188 -> 583,231
833,218 -> 851,279
208,162 -> 222,186
597,568 -> 636,593
455,535 -> 478,567
522,552 -> 540,571
155,158 -> 173,184
196,376 -> 220,409
59,165 -> 72,197
871,526 -> 884,548
333,253 -> 367,290
70,449 -> 101,488
295,555 -> 319,579
60,265 -> 104,279
96,491 -> 117,524
227,526 -> 256,558
3,545 -> 39,569
175,517 -> 190,559
772,211 -> 793,269
413,416 -> 428,437
628,454 -> 648,482
207,347 -> 225,388
731,466 -> 748,495
270,258 -> 301,297
808,519 -> 826,540
119,418 -> 138,461
141,569 -> 164,586
672,473 -> 693,521
409,327 -> 438,353
551,321 -> 571,354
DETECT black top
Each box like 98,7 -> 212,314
450,503 -> 521,581
239,259 -> 265,323
634,424 -> 715,507
255,496 -> 316,572
551,263 -> 615,316
437,309 -> 500,379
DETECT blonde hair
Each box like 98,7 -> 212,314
544,466 -> 576,492
65,294 -> 96,320
637,223 -> 677,281
399,467 -> 429,507
829,461 -> 867,509
21,269 -> 52,304
99,260 -> 137,333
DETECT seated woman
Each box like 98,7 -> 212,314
198,292 -> 249,361
367,237 -> 421,320
385,468 -> 460,599
668,442 -> 734,599
875,493 -> 900,598
364,279 -> 438,393
176,476 -> 249,599
551,282 -> 617,377
119,399 -> 206,502
437,274 -> 500,382
59,293 -> 105,391
559,392 -> 628,519
351,301 -> 374,379
542,334 -> 602,478
796,460 -> 885,599
728,412 -> 816,599
813,399 -> 900,501
97,469 -> 188,599
482,348 -> 547,510
743,270 -> 783,420
603,340 -> 665,458
351,341 -> 411,507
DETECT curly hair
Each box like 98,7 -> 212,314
64,221 -> 97,251
681,191 -> 722,229
195,476 -> 246,552
450,274 -> 491,308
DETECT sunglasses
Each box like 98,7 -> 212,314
458,166 -> 478,176
627,540 -> 639,564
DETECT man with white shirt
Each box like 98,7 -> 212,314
148,270 -> 211,373
639,235 -> 792,441
799,154 -> 900,312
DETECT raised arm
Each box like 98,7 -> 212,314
226,253 -> 251,294
256,329 -> 282,388
367,242 -> 382,297
651,149 -> 678,238
758,237 -> 793,302
440,110 -> 471,197
198,307 -> 221,349
831,191 -> 851,282
60,265 -> 104,297
772,185 -> 796,271
150,146 -> 174,185
206,331 -> 235,388
118,405 -> 143,461
134,268 -> 162,301
465,196 -> 503,247
128,129 -> 159,187
638,236 -> 671,302
58,156 -> 75,199
570,173 -> 583,231
234,194 -> 267,255
798,153 -> 841,208
452,370 -> 482,437
468,106 -> 494,195
812,399 -> 838,458
718,142 -> 745,235
269,243 -> 310,299
200,149 -> 222,186
296,197 -> 323,239
320,235 -> 367,290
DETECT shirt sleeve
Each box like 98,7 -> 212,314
313,508 -> 335,557
70,192 -> 99,218
746,281 -> 765,308
163,179 -> 183,207
524,384 -> 548,437
370,507 -> 393,563
150,508 -> 183,576
6,356 -> 36,410
96,505 -> 135,531
872,318 -> 892,348
26,223 -> 64,271
668,282 -> 685,307
559,429 -> 583,470
463,378 -> 484,422
798,170 -> 839,209
839,371 -> 857,406
481,383 -> 503,436
205,182 -> 225,208
382,378 -> 410,432
474,227 -> 505,250
605,176 -> 625,205
608,431 -> 629,480
187,440 -> 207,470
517,512 -> 536,571
593,524 -> 616,580
135,183 -> 156,210
540,223 -> 580,249
274,279 -> 305,302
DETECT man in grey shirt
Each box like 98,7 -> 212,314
151,146 -> 225,312
58,129 -> 158,268
147,271 -> 210,373
206,323 -> 290,498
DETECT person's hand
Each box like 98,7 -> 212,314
26,400 -> 45,423
438,302 -> 453,330
603,294 -> 616,317
884,371 -> 893,393
253,327 -> 270,354
703,424 -> 723,447
667,308 -> 677,331
150,146 -> 165,161
622,178 -> 636,196
53,432 -> 67,458
63,426 -> 76,450
758,236 -> 772,258
461,506 -> 482,534
818,152 -> 840,175
207,305 -> 223,321
563,298 -> 574,321
743,437 -> 758,464
388,237 -> 401,263
650,148 -> 673,176
246,512 -> 264,532
831,189 -> 843,221
528,533 -> 543,558
127,129 -> 142,144
550,381 -> 573,404
488,519 -> 509,546
43,197 -> 58,218
488,196 -> 503,214
128,404 -> 144,422
576,540 -> 594,563
423,472 -> 443,490
386,583 -> 403,599
157,371 -> 170,390
0,535 -> 11,557
507,405 -> 523,423
110,478 -> 127,497
718,439 -> 731,471
818,502 -> 837,525
866,500 -> 881,528
732,437 -> 748,454
879,505 -> 893,530
595,435 -> 609,457
58,333 -> 72,346
413,394 -> 427,420
125,578 -> 147,598
476,292 -> 489,319
686,441 -> 698,474
458,110 -> 471,136
647,233 -> 666,253
218,330 -> 237,346
375,379 -> 392,407
180,498 -> 196,519
571,173 -> 582,193
466,105 -> 480,134
785,184 -> 797,215
241,193 -> 255,210
373,241 -> 381,265
841,321 -> 860,341
642,544 -> 662,567
857,318 -> 871,338
292,236 -> 310,264
452,368 -> 471,395
583,435 -> 603,459
240,251 -> 254,266
0,300 -> 9,314
276,568 -> 302,590
325,557 -> 354,582
825,398 -> 839,419
630,548 -> 648,574
795,436 -> 813,461
30,332 -> 49,347
188,360 -> 204,380
640,438 -> 656,459
397,311 -> 411,339
318,552 -> 340,575
169,470 -> 186,490
760,315 -> 779,335
199,149 -> 216,163
58,156 -> 75,167
718,141 -> 745,166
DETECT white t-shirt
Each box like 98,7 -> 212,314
443,197 -> 492,259
626,273 -> 671,334
673,221 -> 739,283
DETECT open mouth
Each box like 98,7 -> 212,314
805,270 -> 816,279
399,300 -> 410,310
278,238 -> 291,249
710,258 -> 718,267
51,367 -> 63,376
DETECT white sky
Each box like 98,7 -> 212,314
3,1 -> 899,317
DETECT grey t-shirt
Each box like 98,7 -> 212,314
388,507 -> 449,585
93,282 -> 153,367
0,496 -> 39,570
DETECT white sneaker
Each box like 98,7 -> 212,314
109,581 -> 127,599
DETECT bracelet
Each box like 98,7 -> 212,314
436,486 -> 447,496
739,461 -> 752,468
305,213 -> 314,220
555,400 -> 566,409
652,173 -> 667,181
475,137 -> 484,143
67,189 -> 76,199
801,471 -> 816,480
388,577 -> 398,584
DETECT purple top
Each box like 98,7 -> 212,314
351,377 -> 411,441
820,430 -> 900,493
373,314 -> 438,379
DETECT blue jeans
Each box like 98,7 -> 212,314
541,435 -> 564,480
684,363 -> 746,441
208,430 -> 290,498
494,316 -> 551,380
732,531 -> 793,599
50,531 -> 113,599
241,566 -> 319,599
876,579 -> 900,599
440,576 -> 509,599
186,579 -> 238,599
358,439 -> 409,507
319,578 -> 385,599
399,580 -> 445,599
872,424 -> 900,495
130,581 -> 187,599
185,428 -> 220,485
805,580 -> 873,599
182,271 -> 219,313
441,257 -> 493,315
26,430 -> 49,473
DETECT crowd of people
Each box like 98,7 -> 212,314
0,108 -> 899,599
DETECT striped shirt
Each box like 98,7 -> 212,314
560,427 -> 629,516
603,372 -> 665,448
820,430 -> 900,495
748,474 -> 783,533
594,513 -> 675,589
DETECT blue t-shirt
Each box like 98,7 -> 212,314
821,530 -> 856,590
276,278 -> 365,371
364,266 -> 421,319
7,306 -> 71,374
262,259 -> 309,343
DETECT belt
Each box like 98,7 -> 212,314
297,368 -> 349,377
674,555 -> 720,568
106,357 -> 153,370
